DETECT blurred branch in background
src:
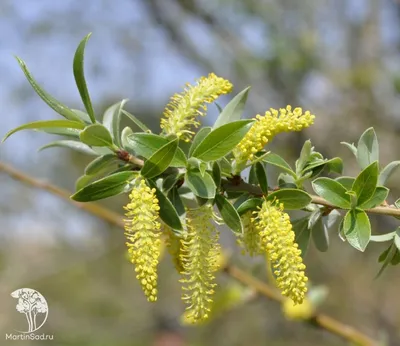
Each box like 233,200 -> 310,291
0,161 -> 379,346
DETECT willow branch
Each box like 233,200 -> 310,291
0,161 -> 379,345
222,180 -> 400,218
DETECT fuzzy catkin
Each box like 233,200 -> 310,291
124,179 -> 161,302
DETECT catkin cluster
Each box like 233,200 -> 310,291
234,106 -> 315,164
160,73 -> 233,141
124,179 -> 161,302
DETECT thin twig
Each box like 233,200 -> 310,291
0,161 -> 379,345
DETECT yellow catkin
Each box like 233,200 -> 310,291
124,179 -> 161,302
238,211 -> 263,256
180,205 -> 221,323
233,106 -> 315,163
160,73 -> 233,141
255,199 -> 308,304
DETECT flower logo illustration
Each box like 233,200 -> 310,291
10,288 -> 49,333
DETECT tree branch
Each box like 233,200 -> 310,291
0,161 -> 379,345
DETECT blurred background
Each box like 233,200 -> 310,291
1,0 -> 400,345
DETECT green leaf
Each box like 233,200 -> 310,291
192,120 -> 253,161
125,133 -> 187,167
218,157 -> 232,176
278,173 -> 297,188
187,157 -> 207,177
359,186 -> 389,209
304,157 -> 343,176
73,33 -> 95,123
185,169 -> 216,199
75,174 -> 94,191
376,243 -> 398,278
162,174 -> 180,193
312,178 -> 351,209
357,127 -> 379,169
370,232 -> 395,242
296,140 -> 312,174
335,176 -> 355,190
263,152 -> 296,177
121,109 -> 150,133
71,171 -> 135,202
71,109 -> 92,123
168,187 -> 186,216
85,154 -> 117,175
213,87 -> 250,128
148,181 -> 182,231
2,120 -> 85,142
102,99 -> 128,147
292,217 -> 311,257
212,161 -> 221,187
215,194 -> 243,233
79,124 -> 113,147
266,189 -> 311,210
351,161 -> 378,206
39,140 -> 97,156
39,127 -> 81,138
311,218 -> 329,252
255,162 -> 268,194
343,209 -> 371,252
15,57 -> 82,122
121,126 -> 134,150
189,127 -> 212,156
236,198 -> 263,215
141,139 -> 178,179
379,160 -> 400,185
340,141 -> 357,157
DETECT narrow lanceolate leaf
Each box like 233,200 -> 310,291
215,194 -> 243,233
168,187 -> 185,216
213,86 -> 250,129
255,162 -> 268,195
212,161 -> 221,187
121,126 -> 134,150
125,133 -> 187,167
266,189 -> 311,210
351,161 -> 378,206
71,109 -> 92,123
292,217 -> 311,257
343,209 -> 371,252
340,141 -> 357,157
148,181 -> 183,231
189,127 -> 212,156
185,169 -> 216,199
39,140 -> 97,156
15,57 -> 82,122
39,127 -> 81,138
376,243 -> 398,278
103,99 -> 128,147
121,110 -> 150,133
75,174 -> 94,191
192,120 -> 254,161
141,139 -> 178,179
359,186 -> 389,209
263,152 -> 296,177
85,154 -> 117,175
2,120 -> 85,142
73,33 -> 95,123
357,127 -> 379,170
379,160 -> 400,185
236,198 -> 263,215
79,124 -> 113,147
370,232 -> 395,243
71,171 -> 135,202
311,218 -> 329,252
312,178 -> 351,209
